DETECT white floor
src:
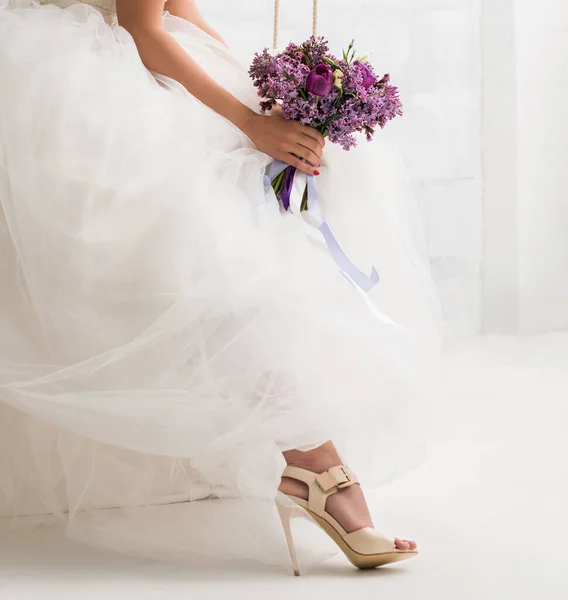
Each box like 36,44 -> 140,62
1,334 -> 567,600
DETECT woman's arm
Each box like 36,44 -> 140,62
164,0 -> 227,47
116,1 -> 323,175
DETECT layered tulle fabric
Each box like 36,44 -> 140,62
0,1 -> 440,566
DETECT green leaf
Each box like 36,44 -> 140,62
323,56 -> 340,69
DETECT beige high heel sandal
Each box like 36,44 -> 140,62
276,465 -> 418,575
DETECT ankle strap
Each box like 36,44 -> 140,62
282,465 -> 359,515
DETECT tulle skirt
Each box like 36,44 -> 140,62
0,1 -> 440,566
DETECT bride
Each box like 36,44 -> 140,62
0,0 -> 440,573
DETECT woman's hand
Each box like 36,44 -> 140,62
241,113 -> 325,176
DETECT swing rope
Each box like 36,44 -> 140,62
273,0 -> 319,49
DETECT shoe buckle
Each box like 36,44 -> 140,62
315,466 -> 353,494
335,466 -> 353,489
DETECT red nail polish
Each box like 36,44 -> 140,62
313,170 -> 320,176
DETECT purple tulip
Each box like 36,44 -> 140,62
356,62 -> 376,89
306,63 -> 334,96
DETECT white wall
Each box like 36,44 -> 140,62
480,0 -> 519,333
400,0 -> 482,336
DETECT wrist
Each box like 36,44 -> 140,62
233,108 -> 258,137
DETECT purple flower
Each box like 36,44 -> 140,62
306,64 -> 334,96
356,61 -> 376,89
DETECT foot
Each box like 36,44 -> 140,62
279,442 -> 417,551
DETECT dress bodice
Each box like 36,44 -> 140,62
76,0 -> 116,12
42,1 -> 118,25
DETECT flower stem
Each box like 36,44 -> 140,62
272,169 -> 287,197
300,185 -> 309,212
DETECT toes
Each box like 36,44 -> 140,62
394,538 -> 418,551
394,537 -> 411,551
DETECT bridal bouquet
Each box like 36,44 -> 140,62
249,36 -> 402,212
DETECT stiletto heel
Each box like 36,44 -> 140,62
276,503 -> 302,576
279,465 -> 418,571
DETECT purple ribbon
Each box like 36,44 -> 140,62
265,161 -> 380,292
280,166 -> 297,212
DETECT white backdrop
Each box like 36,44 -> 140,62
201,0 -> 568,336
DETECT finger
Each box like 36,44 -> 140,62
290,144 -> 321,168
298,125 -> 326,148
285,154 -> 318,176
296,136 -> 323,161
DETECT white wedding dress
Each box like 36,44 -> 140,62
0,0 -> 440,566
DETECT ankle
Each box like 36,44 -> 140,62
283,441 -> 342,474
